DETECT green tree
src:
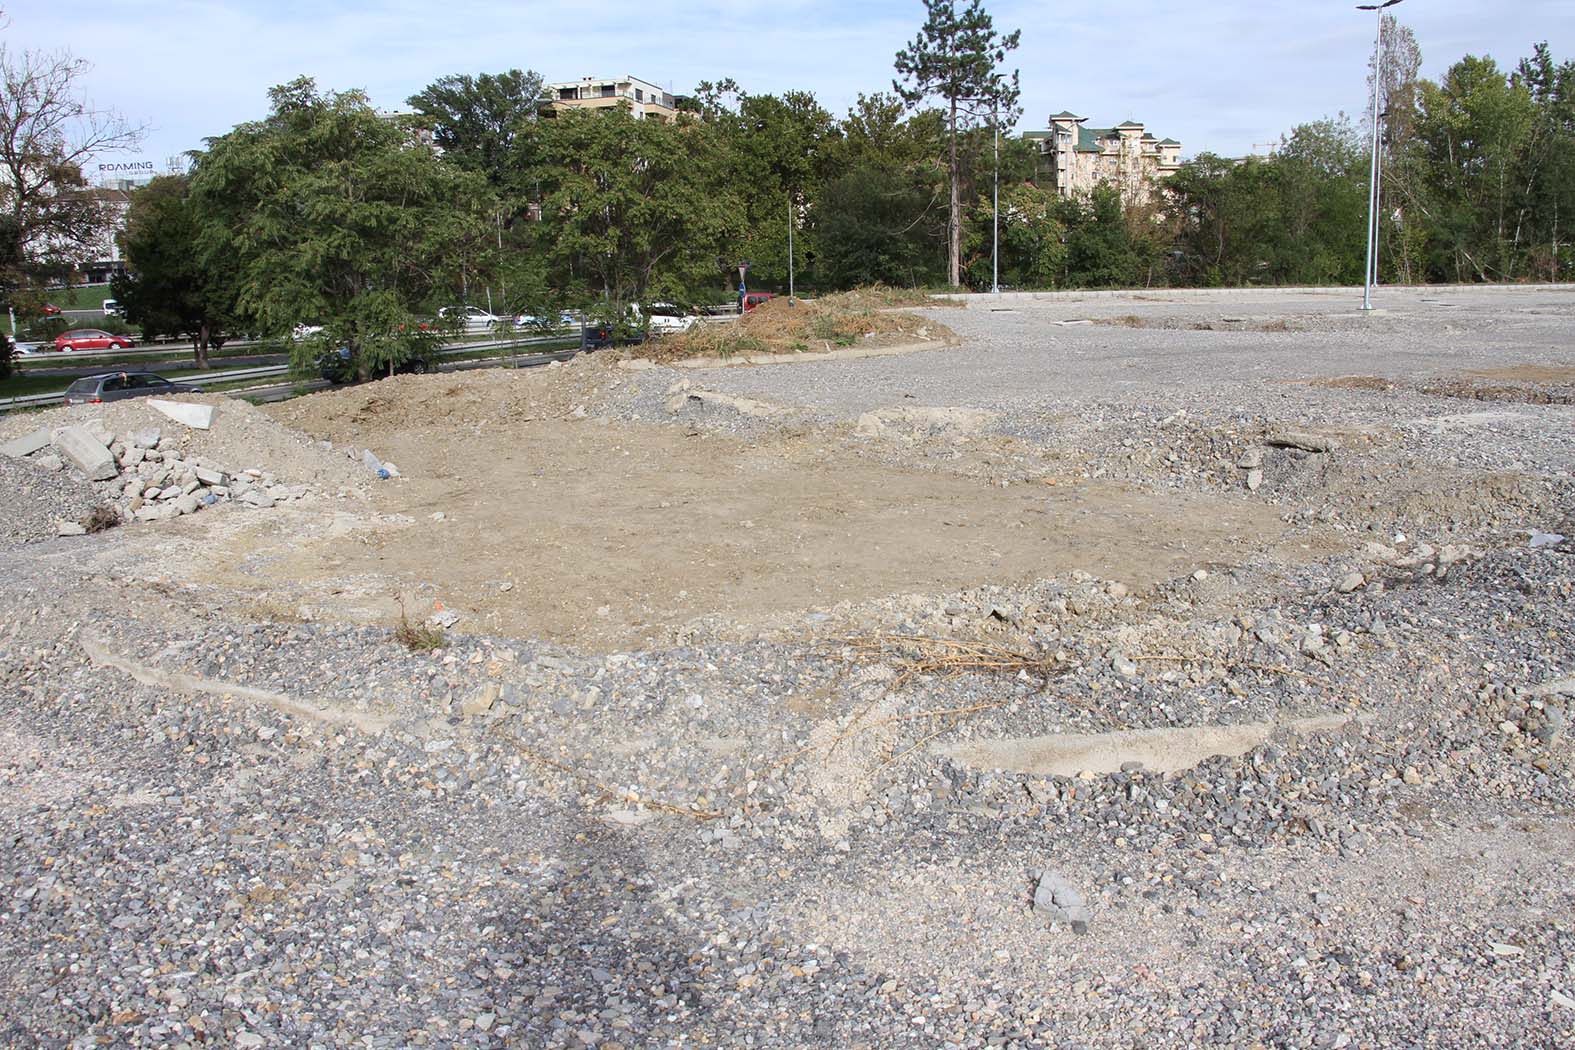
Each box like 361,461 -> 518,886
894,0 -> 1020,288
817,161 -> 946,288
111,174 -> 239,367
407,70 -> 545,187
1413,55 -> 1536,280
518,107 -> 743,307
1513,43 -> 1575,280
191,77 -> 484,379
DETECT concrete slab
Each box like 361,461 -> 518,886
148,400 -> 215,430
937,715 -> 1362,776
51,426 -> 119,481
0,428 -> 52,459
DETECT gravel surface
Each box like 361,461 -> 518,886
2,286 -> 1572,1048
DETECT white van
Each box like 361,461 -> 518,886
101,299 -> 121,317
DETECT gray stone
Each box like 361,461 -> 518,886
1236,448 -> 1263,470
1336,572 -> 1365,594
56,521 -> 87,536
174,494 -> 201,515
157,486 -> 182,501
362,449 -> 383,473
51,426 -> 119,481
1033,871 -> 1091,930
461,683 -> 499,717
0,428 -> 52,459
120,446 -> 146,467
149,399 -> 215,430
1266,430 -> 1334,453
193,466 -> 226,486
1245,468 -> 1263,492
240,490 -> 276,508
32,454 -> 63,472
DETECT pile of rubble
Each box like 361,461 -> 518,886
0,402 -> 313,534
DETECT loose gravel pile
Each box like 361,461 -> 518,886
0,454 -> 101,549
2,286 -> 1572,1048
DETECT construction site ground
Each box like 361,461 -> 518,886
1,285 -> 1572,1048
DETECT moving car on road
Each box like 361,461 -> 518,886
61,372 -> 201,406
55,329 -> 135,352
437,305 -> 505,333
319,346 -> 433,384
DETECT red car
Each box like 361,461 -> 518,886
54,329 -> 135,352
41,303 -> 61,316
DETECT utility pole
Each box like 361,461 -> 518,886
992,100 -> 1001,295
1358,0 -> 1404,311
787,197 -> 795,300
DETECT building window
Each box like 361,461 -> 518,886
601,84 -> 615,98
635,88 -> 644,102
559,87 -> 576,100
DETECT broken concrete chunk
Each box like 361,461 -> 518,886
1336,572 -> 1366,594
56,521 -> 87,537
240,490 -> 276,509
51,426 -> 119,481
460,683 -> 500,717
129,428 -> 161,449
192,466 -> 225,486
1236,448 -> 1263,470
0,428 -> 52,459
1033,871 -> 1091,931
32,454 -> 63,473
1265,430 -> 1334,453
148,399 -> 215,430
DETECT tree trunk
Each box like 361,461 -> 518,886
948,97 -> 960,288
196,321 -> 210,369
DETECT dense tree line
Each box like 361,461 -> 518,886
83,11 -> 1573,378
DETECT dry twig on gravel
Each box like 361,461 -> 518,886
837,633 -> 1062,690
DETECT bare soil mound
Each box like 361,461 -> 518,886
645,295 -> 955,361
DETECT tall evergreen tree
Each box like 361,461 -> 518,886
894,0 -> 1020,288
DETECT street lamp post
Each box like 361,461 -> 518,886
1358,0 -> 1403,311
992,100 -> 1001,295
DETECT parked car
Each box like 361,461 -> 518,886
12,340 -> 41,356
41,303 -> 61,316
643,302 -> 699,335
513,310 -> 576,331
61,372 -> 201,406
319,346 -> 434,384
741,292 -> 776,312
437,305 -> 505,333
55,329 -> 135,352
580,320 -> 646,351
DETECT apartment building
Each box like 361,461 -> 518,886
1024,112 -> 1182,206
545,76 -> 678,122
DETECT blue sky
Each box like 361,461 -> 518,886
6,0 -> 1569,173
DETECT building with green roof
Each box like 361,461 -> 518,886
1021,112 -> 1183,204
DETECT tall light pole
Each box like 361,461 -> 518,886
992,99 -> 1001,295
1358,0 -> 1403,311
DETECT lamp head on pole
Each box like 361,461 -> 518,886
1356,0 -> 1403,10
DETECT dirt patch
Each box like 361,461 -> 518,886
644,295 -> 955,362
1306,375 -> 1398,392
1421,375 -> 1575,406
173,377 -> 1309,650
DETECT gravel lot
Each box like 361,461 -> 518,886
1,286 -> 1572,1048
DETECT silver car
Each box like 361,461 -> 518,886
62,372 -> 201,406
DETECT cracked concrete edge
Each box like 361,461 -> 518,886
79,632 -> 395,735
937,714 -> 1370,777
622,339 -> 955,371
